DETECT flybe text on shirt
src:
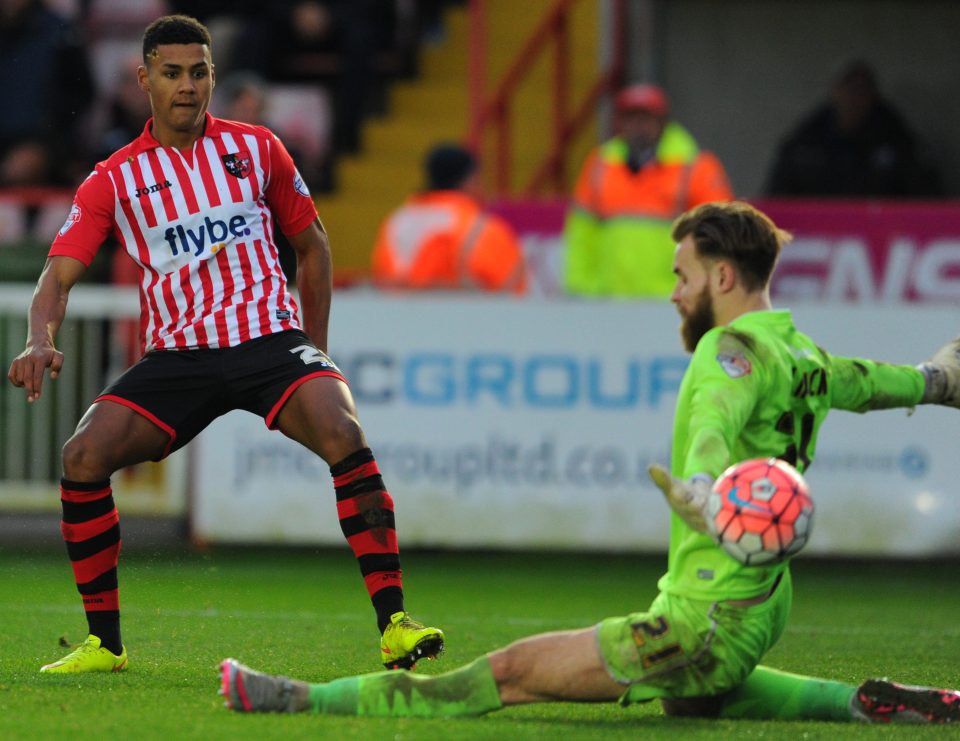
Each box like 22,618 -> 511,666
163,214 -> 253,257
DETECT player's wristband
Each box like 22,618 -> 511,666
690,473 -> 714,488
917,363 -> 945,404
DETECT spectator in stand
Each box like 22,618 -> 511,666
0,0 -> 95,186
165,0 -> 261,74
371,144 -> 526,293
87,53 -> 154,165
0,140 -> 49,188
765,60 -> 942,197
233,1 -> 396,156
563,83 -> 733,299
218,72 -> 270,125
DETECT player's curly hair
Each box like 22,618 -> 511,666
142,15 -> 211,61
671,201 -> 792,292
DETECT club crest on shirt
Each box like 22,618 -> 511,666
717,351 -> 752,378
222,150 -> 252,179
59,203 -> 82,236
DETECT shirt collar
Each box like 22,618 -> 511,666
130,112 -> 219,155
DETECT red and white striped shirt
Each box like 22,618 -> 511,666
50,113 -> 318,352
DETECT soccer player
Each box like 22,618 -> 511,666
6,15 -> 443,674
219,201 -> 960,723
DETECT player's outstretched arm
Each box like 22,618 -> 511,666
647,464 -> 712,533
917,336 -> 960,408
7,256 -> 86,402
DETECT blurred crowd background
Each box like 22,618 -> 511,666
0,0 -> 459,191
1,0 -> 958,284
3,0 -> 960,554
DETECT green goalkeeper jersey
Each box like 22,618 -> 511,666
657,309 -> 924,601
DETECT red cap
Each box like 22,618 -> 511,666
615,84 -> 669,117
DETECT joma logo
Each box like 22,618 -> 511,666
134,180 -> 172,198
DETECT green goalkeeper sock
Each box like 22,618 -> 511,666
309,675 -> 361,715
719,665 -> 856,721
309,656 -> 503,718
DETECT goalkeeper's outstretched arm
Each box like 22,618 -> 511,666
828,336 -> 960,413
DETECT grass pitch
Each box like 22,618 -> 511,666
0,545 -> 957,740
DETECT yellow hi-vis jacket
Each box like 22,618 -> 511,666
563,122 -> 733,298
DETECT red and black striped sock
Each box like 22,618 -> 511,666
331,448 -> 404,632
59,478 -> 122,655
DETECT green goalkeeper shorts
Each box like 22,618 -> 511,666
596,569 -> 792,705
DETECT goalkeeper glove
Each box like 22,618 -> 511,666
647,464 -> 712,534
917,336 -> 960,408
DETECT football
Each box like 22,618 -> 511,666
706,457 -> 814,566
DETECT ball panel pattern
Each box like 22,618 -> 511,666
706,457 -> 814,566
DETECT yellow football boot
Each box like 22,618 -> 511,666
380,611 -> 444,669
40,634 -> 128,673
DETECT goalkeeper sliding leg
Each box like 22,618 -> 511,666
219,656 -> 960,723
219,586 -> 959,723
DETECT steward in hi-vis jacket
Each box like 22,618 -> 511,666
564,84 -> 733,298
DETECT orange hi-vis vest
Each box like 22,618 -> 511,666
563,122 -> 733,297
372,190 -> 526,293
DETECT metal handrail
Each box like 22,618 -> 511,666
467,0 -> 626,197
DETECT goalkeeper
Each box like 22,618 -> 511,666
220,201 -> 960,723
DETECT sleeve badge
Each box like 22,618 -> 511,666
716,351 -> 752,378
58,203 -> 82,236
293,171 -> 310,197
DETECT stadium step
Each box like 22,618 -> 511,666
317,3 -> 599,278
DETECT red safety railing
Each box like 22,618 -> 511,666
467,0 -> 626,198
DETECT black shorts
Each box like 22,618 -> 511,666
95,329 -> 346,459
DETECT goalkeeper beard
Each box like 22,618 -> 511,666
681,285 -> 717,352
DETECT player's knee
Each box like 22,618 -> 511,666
327,412 -> 365,451
61,432 -> 112,481
487,644 -> 525,687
